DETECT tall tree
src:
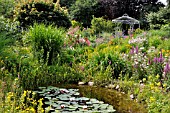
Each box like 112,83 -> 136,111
69,0 -> 164,28
99,0 -> 164,19
69,0 -> 103,27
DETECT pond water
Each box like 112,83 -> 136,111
34,85 -> 147,113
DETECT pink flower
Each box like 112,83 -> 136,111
85,37 -> 91,46
79,38 -> 85,44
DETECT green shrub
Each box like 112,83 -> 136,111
0,0 -> 15,17
91,17 -> 115,34
147,8 -> 170,29
149,36 -> 163,48
160,24 -> 170,38
0,16 -> 19,36
28,23 -> 65,65
134,28 -> 144,35
71,20 -> 83,28
87,51 -> 129,79
14,0 -> 71,29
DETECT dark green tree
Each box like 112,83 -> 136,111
99,0 -> 164,19
69,0 -> 103,27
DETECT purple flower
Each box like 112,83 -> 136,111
153,57 -> 164,63
148,58 -> 151,65
158,57 -> 164,63
153,57 -> 158,63
130,46 -> 135,54
134,64 -> 138,68
135,46 -> 138,54
164,63 -> 170,74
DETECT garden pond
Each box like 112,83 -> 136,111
33,85 -> 147,113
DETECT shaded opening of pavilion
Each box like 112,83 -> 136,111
112,14 -> 140,36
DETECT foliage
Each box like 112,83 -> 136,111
136,75 -> 170,113
91,16 -> 115,33
28,23 -> 65,65
0,0 -> 15,17
0,16 -> 19,33
149,36 -> 163,48
134,28 -> 144,35
69,0 -> 102,27
84,44 -> 130,80
71,20 -> 83,28
14,0 -> 71,29
147,7 -> 170,29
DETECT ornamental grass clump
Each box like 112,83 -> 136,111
28,23 -> 65,65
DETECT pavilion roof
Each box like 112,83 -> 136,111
112,14 -> 140,24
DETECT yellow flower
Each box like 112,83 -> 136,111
148,75 -> 152,80
149,83 -> 155,90
16,106 -> 20,110
156,74 -> 160,79
23,91 -> 27,97
126,44 -> 132,48
163,83 -> 167,87
162,49 -> 165,53
30,107 -> 35,113
115,45 -> 119,49
142,78 -> 146,82
165,53 -> 169,57
156,82 -> 161,87
150,96 -> 156,102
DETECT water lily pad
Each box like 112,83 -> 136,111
74,92 -> 80,97
90,99 -> 100,104
38,87 -> 46,90
93,104 -> 100,110
99,104 -> 109,110
58,97 -> 70,101
44,96 -> 51,101
44,101 -> 52,105
86,102 -> 92,105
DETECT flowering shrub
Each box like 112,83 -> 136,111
13,0 -> 71,28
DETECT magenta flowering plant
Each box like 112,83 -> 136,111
151,51 -> 164,78
162,62 -> 170,81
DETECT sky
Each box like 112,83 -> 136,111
159,0 -> 167,5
